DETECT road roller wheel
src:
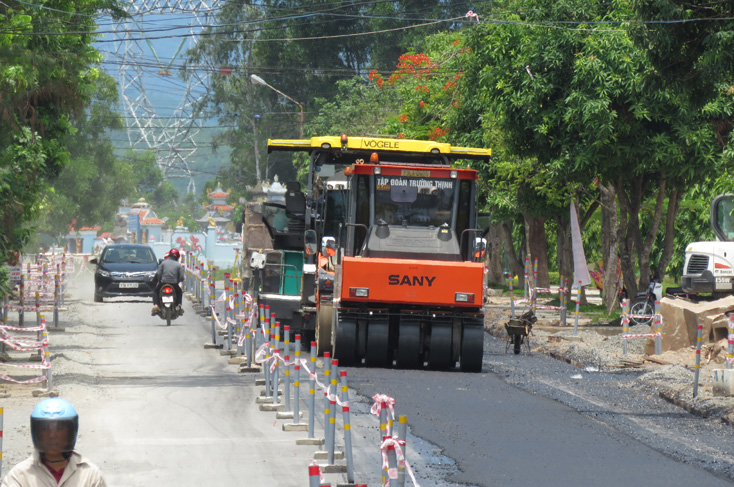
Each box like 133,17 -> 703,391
396,319 -> 421,369
316,303 -> 333,356
428,323 -> 452,370
365,320 -> 391,367
459,324 -> 484,372
334,315 -> 357,366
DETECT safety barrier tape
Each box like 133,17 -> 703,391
0,316 -> 50,388
5,305 -> 57,312
0,324 -> 46,332
371,395 -> 420,487
532,287 -> 568,295
0,374 -> 47,385
622,332 -> 661,340
0,327 -> 48,351
235,296 -> 256,347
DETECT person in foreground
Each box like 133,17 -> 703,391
1,397 -> 106,487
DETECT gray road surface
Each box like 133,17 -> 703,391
2,270 -> 732,487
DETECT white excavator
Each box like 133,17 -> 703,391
680,194 -> 734,295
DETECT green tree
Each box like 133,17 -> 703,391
0,0 -> 124,263
187,1 -> 494,188
36,73 -> 134,239
455,0 -> 728,304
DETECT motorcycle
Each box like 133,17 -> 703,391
157,284 -> 182,326
628,275 -> 663,326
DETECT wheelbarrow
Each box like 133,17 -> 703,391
504,311 -> 536,355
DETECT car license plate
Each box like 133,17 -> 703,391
119,283 -> 138,289
162,296 -> 174,303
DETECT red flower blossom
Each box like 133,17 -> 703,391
428,126 -> 448,140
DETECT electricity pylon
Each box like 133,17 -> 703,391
111,0 -> 222,194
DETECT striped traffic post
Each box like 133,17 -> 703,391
654,300 -> 662,355
233,282 -> 241,354
196,263 -> 202,304
239,295 -> 247,357
0,406 -> 3,477
558,276 -> 566,326
60,258 -> 66,306
43,326 -> 52,391
563,278 -> 569,326
272,321 -> 281,404
694,322 -> 704,398
383,432 -> 399,487
265,307 -> 273,393
728,313 -> 734,370
209,267 -> 216,344
622,299 -> 630,356
308,463 -> 329,487
327,358 -> 338,465
509,274 -> 515,319
379,398 -> 389,483
53,273 -> 59,329
293,334 -> 301,424
283,325 -> 291,411
523,256 -> 529,300
245,301 -> 254,367
573,280 -> 581,337
308,341 -> 317,439
340,370 -> 355,483
531,259 -> 538,315
2,293 -> 7,356
35,291 -> 40,328
18,273 -> 24,327
396,415 -> 407,487
225,276 -> 232,351
36,310 -> 43,362
322,352 -> 331,454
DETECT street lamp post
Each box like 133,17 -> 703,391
250,74 -> 304,138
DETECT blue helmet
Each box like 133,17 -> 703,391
30,398 -> 79,454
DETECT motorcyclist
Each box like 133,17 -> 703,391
151,248 -> 184,316
0,397 -> 106,486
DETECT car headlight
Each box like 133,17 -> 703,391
146,271 -> 157,279
98,269 -> 110,278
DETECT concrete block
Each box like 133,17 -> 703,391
319,464 -> 347,474
239,365 -> 260,373
313,451 -> 344,460
259,403 -> 285,412
646,296 -> 734,354
282,423 -> 308,432
713,369 -> 734,397
276,411 -> 303,420
296,438 -> 324,446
